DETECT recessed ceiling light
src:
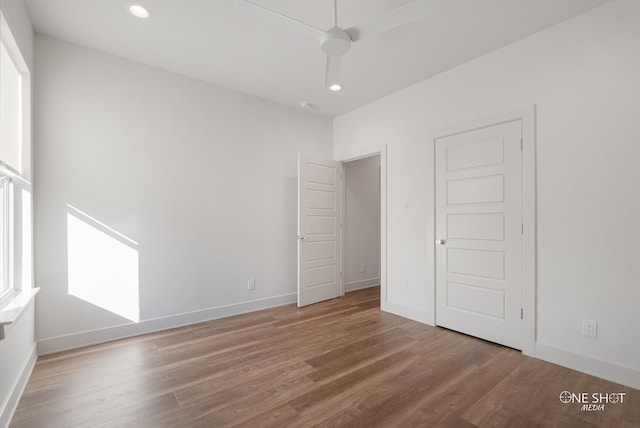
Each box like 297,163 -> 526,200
128,4 -> 150,19
329,84 -> 342,92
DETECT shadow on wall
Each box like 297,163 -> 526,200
66,205 -> 140,322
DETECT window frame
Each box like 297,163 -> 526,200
0,9 -> 32,312
0,174 -> 13,300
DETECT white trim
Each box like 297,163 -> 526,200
345,278 -> 380,293
429,105 -> 536,356
37,293 -> 296,355
535,342 -> 640,391
382,301 -> 433,325
336,145 -> 387,310
0,343 -> 36,428
0,288 -> 39,340
340,162 -> 346,296
0,162 -> 19,178
520,106 -> 536,357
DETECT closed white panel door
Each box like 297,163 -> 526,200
435,120 -> 523,349
298,154 -> 342,307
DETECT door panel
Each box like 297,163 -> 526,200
298,154 -> 342,307
447,248 -> 505,280
435,120 -> 522,349
447,175 -> 504,205
446,136 -> 504,171
446,282 -> 505,319
447,213 -> 505,241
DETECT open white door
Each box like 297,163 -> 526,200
298,154 -> 342,307
435,120 -> 523,349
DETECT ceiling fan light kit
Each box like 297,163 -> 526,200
127,4 -> 150,19
235,0 -> 441,92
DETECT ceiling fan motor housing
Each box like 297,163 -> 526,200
321,27 -> 352,56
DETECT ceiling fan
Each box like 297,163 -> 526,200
235,0 -> 444,91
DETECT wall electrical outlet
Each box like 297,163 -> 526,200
248,279 -> 256,291
582,318 -> 597,338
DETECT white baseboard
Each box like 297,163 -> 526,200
38,293 -> 297,356
345,278 -> 380,293
535,342 -> 640,391
0,343 -> 37,428
381,301 -> 434,326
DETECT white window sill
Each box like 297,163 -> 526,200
0,288 -> 40,340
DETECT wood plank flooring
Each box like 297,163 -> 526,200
12,287 -> 640,427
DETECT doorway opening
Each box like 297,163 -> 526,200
336,146 -> 387,310
297,147 -> 387,308
342,155 -> 381,303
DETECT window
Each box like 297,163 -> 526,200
0,11 -> 29,302
1,39 -> 23,171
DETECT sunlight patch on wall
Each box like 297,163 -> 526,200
67,205 -> 139,322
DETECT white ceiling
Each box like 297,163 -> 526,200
25,0 -> 610,117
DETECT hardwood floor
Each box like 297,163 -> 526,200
12,287 -> 640,427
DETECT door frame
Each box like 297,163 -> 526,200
336,145 -> 388,308
431,105 -> 536,356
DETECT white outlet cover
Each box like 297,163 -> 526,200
582,318 -> 598,338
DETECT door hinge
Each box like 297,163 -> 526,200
521,308 -> 523,319
521,223 -> 524,234
520,139 -> 523,150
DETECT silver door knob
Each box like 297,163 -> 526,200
435,239 -> 446,245
298,235 -> 307,241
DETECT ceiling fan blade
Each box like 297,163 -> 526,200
235,0 -> 325,41
346,0 -> 445,42
325,55 -> 342,88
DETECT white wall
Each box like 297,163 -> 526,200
0,0 -> 35,426
34,35 -> 333,353
344,156 -> 380,291
334,0 -> 640,388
